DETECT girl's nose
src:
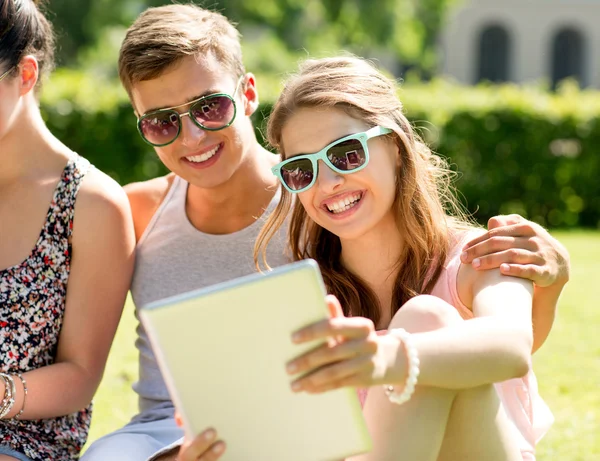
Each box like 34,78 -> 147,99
316,160 -> 344,194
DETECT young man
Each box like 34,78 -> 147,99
81,5 -> 288,461
82,4 -> 569,461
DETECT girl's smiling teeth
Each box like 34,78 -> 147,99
186,144 -> 221,163
325,192 -> 363,214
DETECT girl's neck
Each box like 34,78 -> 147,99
1,98 -> 70,183
339,213 -> 404,321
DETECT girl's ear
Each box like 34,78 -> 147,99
395,140 -> 403,169
18,56 -> 39,96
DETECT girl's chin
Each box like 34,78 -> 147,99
315,221 -> 371,243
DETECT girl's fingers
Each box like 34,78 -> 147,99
326,294 -> 344,319
292,316 -> 374,344
287,338 -> 376,375
300,373 -> 366,393
291,355 -> 374,392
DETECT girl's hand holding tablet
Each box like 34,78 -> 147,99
286,295 -> 405,393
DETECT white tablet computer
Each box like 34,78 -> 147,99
139,259 -> 372,461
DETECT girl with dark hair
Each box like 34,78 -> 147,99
0,1 -> 135,459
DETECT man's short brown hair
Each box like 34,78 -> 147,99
118,3 -> 245,99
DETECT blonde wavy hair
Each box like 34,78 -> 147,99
255,56 -> 474,325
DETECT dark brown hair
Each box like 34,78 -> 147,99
255,56 -> 474,326
0,0 -> 55,83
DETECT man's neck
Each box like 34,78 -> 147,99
185,143 -> 280,234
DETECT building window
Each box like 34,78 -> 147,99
476,24 -> 511,83
551,28 -> 585,88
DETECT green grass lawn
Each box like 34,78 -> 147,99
83,230 -> 600,459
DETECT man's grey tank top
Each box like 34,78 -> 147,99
130,175 -> 290,421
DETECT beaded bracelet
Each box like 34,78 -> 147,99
14,374 -> 28,420
0,373 -> 16,419
383,328 -> 420,405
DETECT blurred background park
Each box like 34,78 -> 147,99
33,0 -> 599,459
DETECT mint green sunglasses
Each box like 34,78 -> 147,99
272,126 -> 393,193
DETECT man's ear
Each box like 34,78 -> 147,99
241,73 -> 259,117
18,56 -> 39,96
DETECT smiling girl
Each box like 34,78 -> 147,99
254,56 -> 560,461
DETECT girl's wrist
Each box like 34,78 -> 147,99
0,373 -> 16,419
0,373 -> 26,420
383,328 -> 420,405
380,330 -> 409,385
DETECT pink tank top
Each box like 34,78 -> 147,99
359,230 -> 554,460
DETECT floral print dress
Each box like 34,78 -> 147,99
0,156 -> 93,460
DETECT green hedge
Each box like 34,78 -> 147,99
398,80 -> 600,228
428,110 -> 597,228
41,73 -> 600,228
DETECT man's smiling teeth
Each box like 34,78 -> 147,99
186,145 -> 219,163
326,193 -> 362,214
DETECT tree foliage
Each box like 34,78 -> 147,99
46,0 -> 462,75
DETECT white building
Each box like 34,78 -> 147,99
440,0 -> 600,87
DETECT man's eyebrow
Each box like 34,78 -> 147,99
143,89 -> 221,115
